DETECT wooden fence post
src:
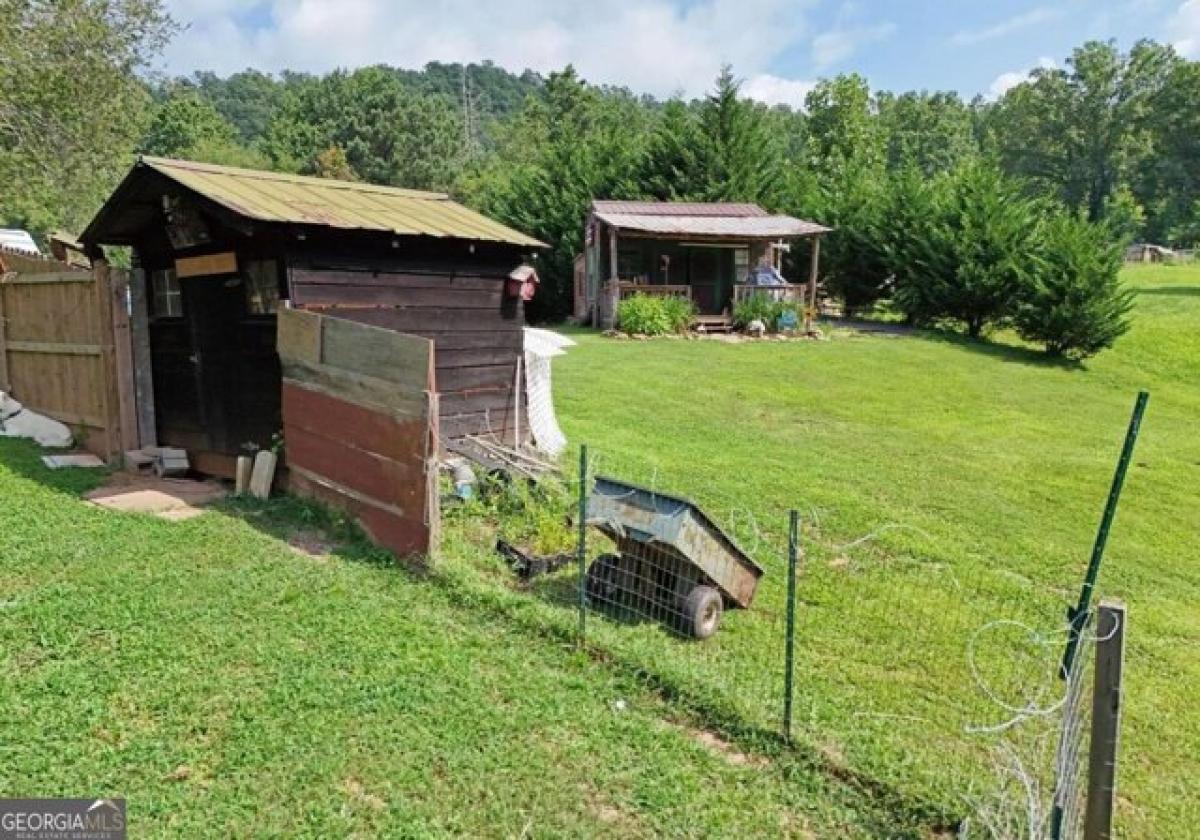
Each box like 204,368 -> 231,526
0,276 -> 9,392
1084,600 -> 1127,840
128,267 -> 157,448
110,269 -> 139,454
93,261 -> 121,462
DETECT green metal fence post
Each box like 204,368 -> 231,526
1061,391 -> 1148,680
577,444 -> 589,643
783,509 -> 799,743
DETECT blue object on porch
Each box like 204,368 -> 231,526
777,310 -> 799,331
746,264 -> 787,286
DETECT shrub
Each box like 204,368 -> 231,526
1015,215 -> 1133,358
732,293 -> 779,328
616,293 -> 695,335
891,162 -> 1042,336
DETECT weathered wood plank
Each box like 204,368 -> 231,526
0,284 -> 9,390
94,262 -> 121,461
320,314 -> 432,390
276,307 -> 323,366
1084,600 -> 1127,840
282,381 -> 426,462
437,347 -> 520,369
129,268 -> 157,447
281,363 -> 427,417
110,269 -> 139,453
286,424 -> 425,510
292,282 -> 503,309
0,271 -> 93,285
289,465 -> 433,558
438,363 -> 518,393
176,251 -> 237,278
411,330 -> 522,351
291,268 -> 506,291
6,340 -> 103,356
34,406 -> 105,428
317,306 -> 521,334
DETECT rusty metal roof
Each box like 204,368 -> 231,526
596,213 -> 829,238
86,156 -> 545,247
592,200 -> 828,238
592,201 -> 768,217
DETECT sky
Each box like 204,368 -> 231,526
161,0 -> 1200,106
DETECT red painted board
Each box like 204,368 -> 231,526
281,380 -> 426,462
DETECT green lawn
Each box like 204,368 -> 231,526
531,263 -> 1198,838
1,264 -> 1195,837
0,442 -> 919,837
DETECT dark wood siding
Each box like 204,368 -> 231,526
287,239 -> 529,443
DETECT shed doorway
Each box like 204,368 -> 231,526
147,262 -> 282,462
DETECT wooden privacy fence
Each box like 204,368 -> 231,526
277,307 -> 440,558
0,254 -> 134,460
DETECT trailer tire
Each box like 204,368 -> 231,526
682,585 -> 723,639
586,554 -> 623,604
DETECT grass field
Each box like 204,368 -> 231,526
1,263 -> 1195,837
532,262 -> 1199,837
0,443 -> 921,837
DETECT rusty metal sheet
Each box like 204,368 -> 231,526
594,210 -> 830,239
134,156 -> 545,248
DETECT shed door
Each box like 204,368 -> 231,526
182,273 -> 242,453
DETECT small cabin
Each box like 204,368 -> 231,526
80,156 -> 545,476
577,201 -> 829,332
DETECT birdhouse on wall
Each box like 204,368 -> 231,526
507,264 -> 539,301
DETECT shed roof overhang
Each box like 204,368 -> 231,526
82,156 -> 548,249
591,201 -> 830,241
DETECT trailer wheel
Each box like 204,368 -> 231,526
586,554 -> 623,604
681,585 -> 723,639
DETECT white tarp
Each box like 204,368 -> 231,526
523,328 -> 576,457
0,392 -> 73,448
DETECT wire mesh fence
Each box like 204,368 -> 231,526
446,438 -> 1131,835
572,445 -> 802,743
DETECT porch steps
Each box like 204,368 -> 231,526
693,314 -> 734,334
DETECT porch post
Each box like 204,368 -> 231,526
806,235 -> 821,332
602,224 -> 619,330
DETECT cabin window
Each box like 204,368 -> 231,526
151,268 -> 182,319
614,248 -> 641,282
734,247 -> 750,283
244,259 -> 280,315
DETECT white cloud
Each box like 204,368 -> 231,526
161,0 -> 821,101
743,74 -> 817,108
1168,0 -> 1200,56
950,7 -> 1065,47
987,56 -> 1058,100
811,22 -> 896,69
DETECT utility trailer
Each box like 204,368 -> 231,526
585,476 -> 764,639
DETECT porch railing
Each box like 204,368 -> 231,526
732,284 -> 805,305
617,281 -> 692,301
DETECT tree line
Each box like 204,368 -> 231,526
4,1 -> 1197,355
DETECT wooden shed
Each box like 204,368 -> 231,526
80,156 -> 546,478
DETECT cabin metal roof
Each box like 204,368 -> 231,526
82,156 -> 546,248
591,200 -> 829,239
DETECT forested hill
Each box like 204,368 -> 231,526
2,1 -> 1199,325
167,62 -> 546,148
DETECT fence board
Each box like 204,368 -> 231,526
0,261 -> 124,459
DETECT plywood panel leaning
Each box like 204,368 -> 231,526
277,307 -> 439,559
